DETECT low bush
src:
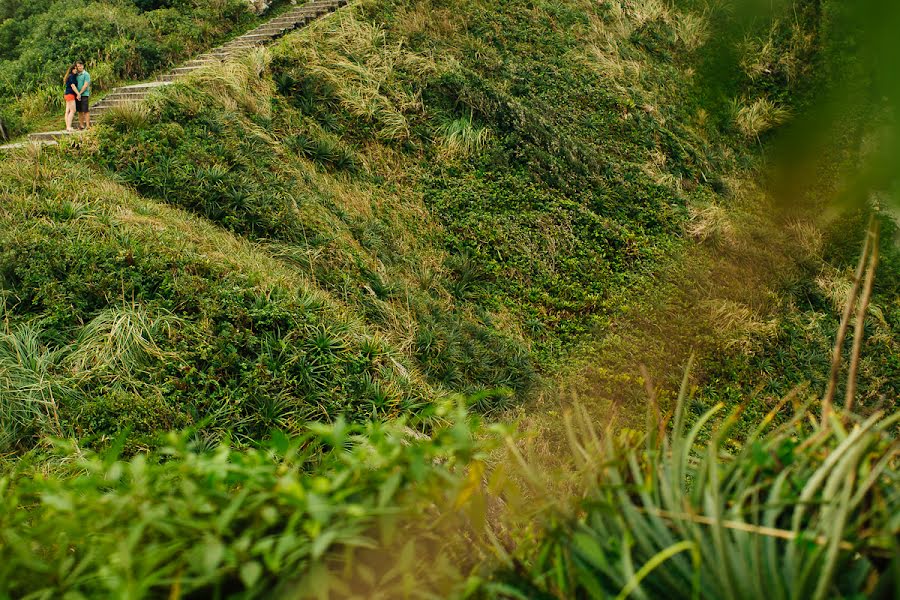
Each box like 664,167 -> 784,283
0,404 -> 488,598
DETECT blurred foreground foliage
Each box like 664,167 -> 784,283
0,402 -> 493,598
475,384 -> 900,599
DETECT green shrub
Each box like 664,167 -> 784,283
71,389 -> 188,445
0,406 -> 487,598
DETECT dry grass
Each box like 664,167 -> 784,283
675,11 -> 709,51
740,19 -> 814,85
102,102 -> 151,130
733,96 -> 792,141
703,299 -> 780,353
687,203 -> 736,245
190,48 -> 275,119
436,113 -> 492,158
283,12 -> 447,143
786,218 -> 825,262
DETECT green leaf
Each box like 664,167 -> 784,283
240,561 -> 263,589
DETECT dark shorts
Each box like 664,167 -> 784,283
76,97 -> 90,113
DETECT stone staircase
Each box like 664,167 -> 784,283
17,0 -> 348,146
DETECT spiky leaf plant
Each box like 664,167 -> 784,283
480,366 -> 899,599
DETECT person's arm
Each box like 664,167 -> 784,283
70,80 -> 80,96
77,73 -> 91,95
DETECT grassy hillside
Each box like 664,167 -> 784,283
2,0 -> 725,451
0,0 -> 897,597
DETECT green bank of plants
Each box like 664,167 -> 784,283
1,0 -> 896,454
1,368 -> 896,599
5,0 -> 717,448
0,0 -> 897,596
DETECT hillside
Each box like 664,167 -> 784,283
0,0 -> 897,597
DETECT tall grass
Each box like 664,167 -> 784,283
733,96 -> 792,142
0,303 -> 178,451
279,12 -> 439,142
0,322 -> 70,450
437,113 -> 492,158
66,305 -> 178,379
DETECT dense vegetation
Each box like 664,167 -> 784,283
478,385 -> 899,599
0,0 -> 267,139
0,0 -> 897,597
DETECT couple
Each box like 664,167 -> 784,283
63,61 -> 91,132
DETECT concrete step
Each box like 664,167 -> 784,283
118,82 -> 173,91
183,59 -> 221,68
238,32 -> 285,40
170,66 -> 205,74
266,16 -> 311,25
93,98 -> 144,108
92,99 -> 138,108
100,93 -> 150,102
222,38 -> 265,46
1,140 -> 58,150
28,130 -> 82,142
251,25 -> 295,34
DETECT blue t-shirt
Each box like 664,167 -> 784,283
65,74 -> 78,96
76,71 -> 91,97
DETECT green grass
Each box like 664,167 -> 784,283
0,0 -> 895,455
0,404 -> 489,598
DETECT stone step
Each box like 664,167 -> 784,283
94,99 -> 145,108
266,16 -> 311,25
118,82 -> 173,91
238,32 -> 286,40
252,23 -> 297,32
222,38 -> 266,46
1,140 -> 58,150
268,13 -> 317,22
93,98 -> 144,108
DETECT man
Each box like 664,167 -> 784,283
75,61 -> 91,129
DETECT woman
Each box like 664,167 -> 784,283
64,64 -> 79,131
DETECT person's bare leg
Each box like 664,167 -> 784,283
85,111 -> 91,129
65,102 -> 74,131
